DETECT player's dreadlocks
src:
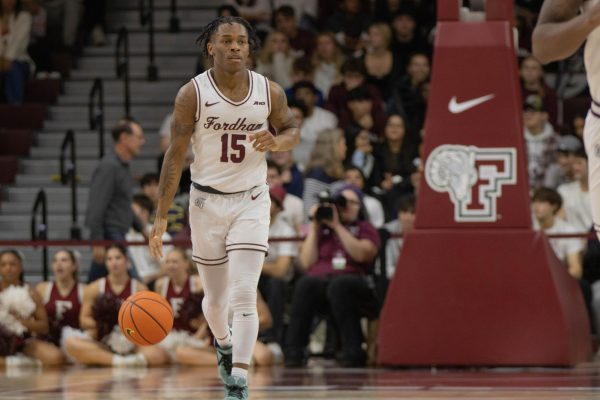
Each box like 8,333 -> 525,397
195,16 -> 261,59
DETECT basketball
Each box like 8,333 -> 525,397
118,291 -> 174,346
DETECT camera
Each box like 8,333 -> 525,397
314,191 -> 346,223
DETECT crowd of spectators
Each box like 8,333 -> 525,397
2,0 -> 600,370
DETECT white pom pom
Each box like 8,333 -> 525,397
1,286 -> 36,319
103,326 -> 136,355
0,306 -> 26,336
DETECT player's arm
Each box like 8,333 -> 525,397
249,80 -> 300,152
149,83 -> 196,260
532,0 -> 598,64
80,283 -> 98,331
566,250 -> 583,279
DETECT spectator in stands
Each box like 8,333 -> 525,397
285,185 -> 380,367
292,80 -> 338,170
0,0 -> 33,104
85,119 -> 146,282
520,56 -> 558,128
382,195 -> 415,280
22,0 -> 51,75
390,10 -> 431,72
348,129 -> 377,184
364,22 -> 400,100
126,194 -> 171,287
0,250 -> 49,367
543,135 -> 581,189
523,94 -> 558,191
151,248 -> 208,365
345,166 -> 385,228
312,32 -> 345,99
257,185 -> 298,346
557,148 -> 592,233
326,58 -> 383,129
27,249 -> 85,366
140,173 -> 186,236
255,30 -> 296,88
40,0 -> 81,50
532,188 -> 586,282
336,22 -> 366,59
267,160 -> 303,233
225,0 -> 271,36
343,85 -> 386,151
274,5 -> 315,58
325,0 -> 371,34
273,0 -> 318,30
302,128 -> 347,220
571,114 -> 585,141
65,244 -> 167,367
284,57 -> 324,106
270,150 -> 304,201
387,52 -> 430,134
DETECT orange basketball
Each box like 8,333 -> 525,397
118,291 -> 174,346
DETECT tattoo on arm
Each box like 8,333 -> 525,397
537,0 -> 582,24
156,83 -> 196,216
268,81 -> 298,134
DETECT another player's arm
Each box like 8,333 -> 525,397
532,0 -> 599,64
249,81 -> 300,152
80,282 -> 99,331
150,83 -> 196,260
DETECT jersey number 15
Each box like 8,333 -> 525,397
220,133 -> 245,163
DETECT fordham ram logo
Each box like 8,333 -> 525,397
424,144 -> 517,222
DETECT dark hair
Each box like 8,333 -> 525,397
347,85 -> 372,102
217,5 -> 239,17
0,249 -> 24,283
140,172 -> 160,187
274,5 -> 295,19
573,147 -> 588,160
106,243 -> 128,259
398,195 -> 416,213
287,99 -> 308,117
341,58 -> 367,76
53,249 -> 79,281
266,159 -> 282,175
111,119 -> 139,143
345,165 -> 366,185
532,187 -> 562,210
195,16 -> 261,59
292,80 -> 318,95
292,57 -> 315,75
133,193 -> 154,215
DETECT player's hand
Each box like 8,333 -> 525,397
248,130 -> 278,152
149,216 -> 168,261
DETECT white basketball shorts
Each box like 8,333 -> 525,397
189,183 -> 270,266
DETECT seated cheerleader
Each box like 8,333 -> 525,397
26,250 -> 86,366
64,244 -> 167,367
0,250 -> 49,367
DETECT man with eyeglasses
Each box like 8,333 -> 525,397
284,184 -> 381,368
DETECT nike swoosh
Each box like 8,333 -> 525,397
205,101 -> 219,107
251,192 -> 263,200
448,94 -> 495,114
242,313 -> 254,317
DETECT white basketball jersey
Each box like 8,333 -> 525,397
584,0 -> 600,102
190,69 -> 271,193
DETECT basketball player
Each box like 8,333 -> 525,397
149,16 -> 300,399
533,2 -> 600,239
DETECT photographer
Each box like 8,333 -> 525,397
284,185 -> 380,368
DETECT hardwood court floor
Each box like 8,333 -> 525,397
2,360 -> 600,399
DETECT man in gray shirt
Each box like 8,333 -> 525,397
85,119 -> 146,282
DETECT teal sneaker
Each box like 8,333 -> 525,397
225,375 -> 248,400
214,337 -> 233,384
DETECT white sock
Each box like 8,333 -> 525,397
216,330 -> 232,348
231,367 -> 248,380
228,250 -> 264,366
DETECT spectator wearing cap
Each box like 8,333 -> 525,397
557,148 -> 592,233
285,184 -> 380,368
520,56 -> 558,129
543,135 -> 582,189
292,80 -> 338,170
311,32 -> 345,100
259,185 -> 298,346
524,94 -> 559,191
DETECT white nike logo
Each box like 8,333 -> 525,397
448,94 -> 495,114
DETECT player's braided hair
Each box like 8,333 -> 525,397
195,16 -> 261,59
